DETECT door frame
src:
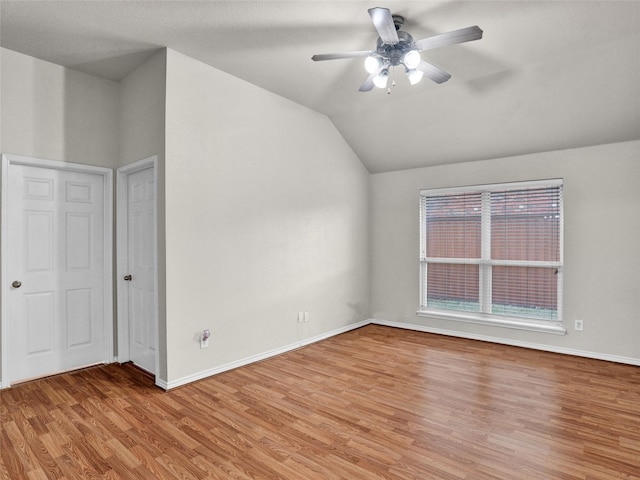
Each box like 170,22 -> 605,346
116,155 -> 158,375
1,153 -> 114,389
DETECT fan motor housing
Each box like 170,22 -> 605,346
376,31 -> 415,66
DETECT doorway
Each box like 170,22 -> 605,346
117,156 -> 158,376
1,154 -> 113,387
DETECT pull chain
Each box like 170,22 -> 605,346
387,68 -> 397,95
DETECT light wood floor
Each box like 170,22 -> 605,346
1,325 -> 639,479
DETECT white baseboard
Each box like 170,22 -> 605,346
155,378 -> 169,390
165,319 -> 371,390
372,318 -> 640,367
7,318 -> 635,390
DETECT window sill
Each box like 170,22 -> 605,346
416,309 -> 567,335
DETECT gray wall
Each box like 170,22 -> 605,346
117,50 -> 168,382
2,45 -> 637,388
0,48 -> 119,384
163,50 -> 371,385
370,141 -> 640,362
0,47 -> 371,388
1,48 -> 118,168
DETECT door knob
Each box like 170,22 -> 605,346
123,275 -> 132,281
12,280 -> 22,288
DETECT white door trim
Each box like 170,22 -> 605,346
1,153 -> 114,389
116,156 -> 158,376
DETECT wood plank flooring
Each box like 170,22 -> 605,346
1,324 -> 639,479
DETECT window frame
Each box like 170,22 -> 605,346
418,179 -> 566,335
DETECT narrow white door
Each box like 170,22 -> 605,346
125,166 -> 156,374
7,163 -> 108,383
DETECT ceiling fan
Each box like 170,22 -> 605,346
311,7 -> 483,92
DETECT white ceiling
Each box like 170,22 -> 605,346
2,1 -> 639,173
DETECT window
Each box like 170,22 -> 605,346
419,180 -> 564,333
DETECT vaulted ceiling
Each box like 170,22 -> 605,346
2,1 -> 639,172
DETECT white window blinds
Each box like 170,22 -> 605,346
420,192 -> 482,313
420,180 -> 563,323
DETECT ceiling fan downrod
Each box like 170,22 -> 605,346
392,14 -> 405,30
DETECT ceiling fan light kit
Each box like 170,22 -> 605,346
311,7 -> 483,93
406,68 -> 424,85
364,55 -> 382,74
372,68 -> 390,89
402,50 -> 421,70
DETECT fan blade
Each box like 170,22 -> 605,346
312,51 -> 373,61
414,26 -> 483,51
359,73 -> 377,92
418,60 -> 451,84
368,7 -> 399,45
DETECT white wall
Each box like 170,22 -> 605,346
0,48 -> 118,168
117,50 -> 167,382
370,141 -> 640,363
164,50 -> 370,385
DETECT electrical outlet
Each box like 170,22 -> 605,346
200,328 -> 211,348
574,319 -> 584,331
304,312 -> 309,322
297,312 -> 303,323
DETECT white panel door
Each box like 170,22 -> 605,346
7,164 -> 107,383
126,166 -> 156,374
